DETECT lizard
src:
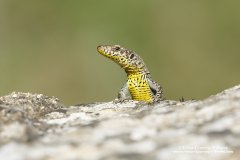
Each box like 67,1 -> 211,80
97,45 -> 163,103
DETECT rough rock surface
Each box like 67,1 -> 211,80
0,86 -> 240,160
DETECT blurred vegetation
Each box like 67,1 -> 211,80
0,0 -> 240,105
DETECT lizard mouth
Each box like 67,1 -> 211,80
97,45 -> 113,58
97,45 -> 103,52
97,45 -> 108,55
97,45 -> 104,53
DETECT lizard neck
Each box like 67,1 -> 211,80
125,68 -> 149,77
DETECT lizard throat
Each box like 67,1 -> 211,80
125,68 -> 146,76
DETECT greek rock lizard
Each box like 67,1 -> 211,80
97,45 -> 163,103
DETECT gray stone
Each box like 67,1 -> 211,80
0,86 -> 239,160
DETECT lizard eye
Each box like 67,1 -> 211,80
130,54 -> 135,59
114,46 -> 120,51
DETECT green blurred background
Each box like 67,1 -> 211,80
0,0 -> 239,105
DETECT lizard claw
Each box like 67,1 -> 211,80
113,98 -> 132,104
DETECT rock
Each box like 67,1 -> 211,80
0,86 -> 240,160
0,92 -> 64,143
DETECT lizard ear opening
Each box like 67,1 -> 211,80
130,54 -> 135,59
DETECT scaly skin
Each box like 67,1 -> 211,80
97,45 -> 163,103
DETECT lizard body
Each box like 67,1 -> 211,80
97,45 -> 163,103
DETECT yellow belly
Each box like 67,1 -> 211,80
127,74 -> 153,102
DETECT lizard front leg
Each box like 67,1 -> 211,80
147,79 -> 163,102
114,82 -> 131,102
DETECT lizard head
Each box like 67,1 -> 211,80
97,45 -> 146,72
